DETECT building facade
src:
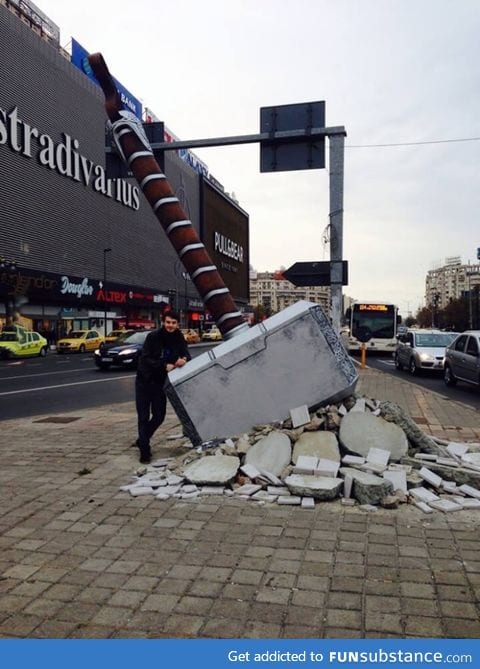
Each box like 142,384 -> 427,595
0,0 -> 249,336
249,270 -> 330,315
425,257 -> 480,310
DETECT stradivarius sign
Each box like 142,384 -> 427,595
0,105 -> 140,211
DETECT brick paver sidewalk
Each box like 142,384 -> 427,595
0,367 -> 479,638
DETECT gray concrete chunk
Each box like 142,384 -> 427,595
292,431 -> 340,464
284,474 -> 343,500
244,431 -> 292,476
339,467 -> 393,505
339,412 -> 408,462
182,454 -> 240,484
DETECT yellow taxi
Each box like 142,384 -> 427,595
201,325 -> 222,342
57,329 -> 104,354
0,325 -> 48,359
104,329 -> 135,344
181,328 -> 201,344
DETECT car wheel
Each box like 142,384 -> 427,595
444,364 -> 457,386
394,353 -> 403,370
79,345 -> 86,354
409,358 -> 418,375
39,346 -> 47,357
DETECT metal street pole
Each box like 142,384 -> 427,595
329,131 -> 346,333
103,248 -> 112,337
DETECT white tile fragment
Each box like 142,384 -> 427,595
414,501 -> 434,514
181,484 -> 199,494
458,484 -> 480,499
277,496 -> 302,505
259,470 -> 284,486
301,497 -> 315,509
130,487 -> 155,496
359,504 -> 378,512
436,458 -> 459,468
338,404 -> 348,416
428,499 -> 463,513
418,467 -> 443,488
268,486 -> 290,496
199,486 -> 225,496
349,398 -> 366,413
452,497 -> 480,509
167,475 -> 184,485
341,455 -> 366,465
409,487 -> 440,503
447,442 -> 469,457
315,458 -> 339,478
383,470 -> 407,493
240,463 -> 262,479
414,453 -> 437,462
341,498 -> 356,507
155,493 -> 170,501
234,484 -> 262,496
251,491 -> 278,503
343,474 -> 353,499
289,405 -> 311,428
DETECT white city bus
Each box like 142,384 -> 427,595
343,302 -> 400,353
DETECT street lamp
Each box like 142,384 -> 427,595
103,248 -> 112,337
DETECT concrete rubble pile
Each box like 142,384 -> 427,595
119,395 -> 480,514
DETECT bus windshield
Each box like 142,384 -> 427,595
352,304 -> 396,339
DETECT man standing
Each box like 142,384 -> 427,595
135,311 -> 189,463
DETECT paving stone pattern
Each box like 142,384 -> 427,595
0,367 -> 480,638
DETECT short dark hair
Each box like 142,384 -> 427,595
164,310 -> 180,323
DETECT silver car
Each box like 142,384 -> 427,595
444,331 -> 480,388
394,329 -> 457,375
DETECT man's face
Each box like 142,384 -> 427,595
163,316 -> 179,333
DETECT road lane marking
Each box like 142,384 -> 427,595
0,375 -> 133,397
0,368 -> 117,381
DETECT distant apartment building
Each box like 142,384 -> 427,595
425,256 -> 480,308
249,269 -> 330,314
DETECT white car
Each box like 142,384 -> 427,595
394,329 -> 457,375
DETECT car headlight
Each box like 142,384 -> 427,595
419,353 -> 434,362
118,348 -> 136,356
94,349 -> 100,355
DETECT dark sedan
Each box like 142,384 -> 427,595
93,330 -> 150,371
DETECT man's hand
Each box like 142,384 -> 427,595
166,363 -> 176,372
175,357 -> 188,368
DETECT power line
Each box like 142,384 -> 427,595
346,136 -> 480,148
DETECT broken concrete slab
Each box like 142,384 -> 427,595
458,484 -> 480,499
414,500 -> 434,514
277,496 -> 302,505
284,474 -> 343,500
244,431 -> 292,476
339,412 -> 408,462
234,484 -> 262,496
447,442 -> 470,458
339,467 -> 393,505
349,398 -> 366,412
240,463 -> 261,479
292,431 -> 340,464
342,454 -> 366,465
182,454 -> 240,485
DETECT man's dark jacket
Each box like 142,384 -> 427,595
136,328 -> 189,385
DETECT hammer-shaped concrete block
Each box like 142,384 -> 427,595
167,301 -> 358,446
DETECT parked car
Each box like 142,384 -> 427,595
394,329 -> 457,375
181,328 -> 200,344
104,329 -> 135,344
0,325 -> 48,359
57,329 -> 104,354
444,331 -> 480,388
201,326 -> 222,342
94,330 -> 150,370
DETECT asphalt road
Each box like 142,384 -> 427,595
363,352 -> 480,412
0,344 -> 213,421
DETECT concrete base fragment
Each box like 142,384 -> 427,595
284,473 -> 343,500
339,412 -> 408,462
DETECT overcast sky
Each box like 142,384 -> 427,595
36,0 -> 480,316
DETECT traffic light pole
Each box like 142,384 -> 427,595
328,132 -> 346,333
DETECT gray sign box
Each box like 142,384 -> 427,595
260,101 -> 326,172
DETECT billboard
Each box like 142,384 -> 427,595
71,38 -> 142,120
201,178 -> 249,303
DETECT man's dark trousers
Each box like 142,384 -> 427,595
135,379 -> 167,455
